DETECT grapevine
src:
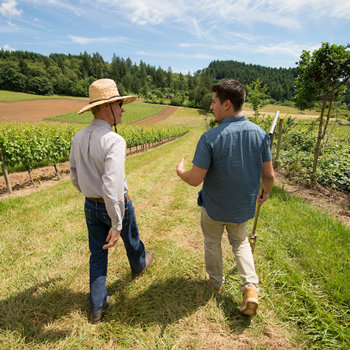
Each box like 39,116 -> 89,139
0,122 -> 189,190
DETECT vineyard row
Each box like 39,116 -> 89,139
0,122 -> 189,191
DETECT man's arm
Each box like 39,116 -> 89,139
257,160 -> 275,205
69,142 -> 82,193
176,158 -> 208,187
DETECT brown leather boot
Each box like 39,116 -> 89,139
240,287 -> 258,316
132,251 -> 154,278
205,273 -> 222,294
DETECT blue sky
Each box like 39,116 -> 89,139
1,0 -> 350,74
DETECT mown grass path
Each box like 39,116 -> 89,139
0,109 -> 349,349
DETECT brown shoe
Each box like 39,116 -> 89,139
240,287 -> 258,316
205,273 -> 222,294
132,251 -> 154,278
90,294 -> 111,324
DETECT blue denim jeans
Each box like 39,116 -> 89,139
84,196 -> 146,314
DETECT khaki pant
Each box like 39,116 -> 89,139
201,207 -> 259,293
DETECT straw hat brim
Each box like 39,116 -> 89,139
77,94 -> 137,115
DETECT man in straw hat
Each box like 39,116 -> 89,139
176,79 -> 274,316
70,78 -> 154,324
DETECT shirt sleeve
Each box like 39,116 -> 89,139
69,138 -> 81,193
192,134 -> 212,170
102,137 -> 126,231
262,133 -> 273,162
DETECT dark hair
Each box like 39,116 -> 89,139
211,80 -> 246,112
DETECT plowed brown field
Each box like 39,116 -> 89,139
0,99 -> 88,123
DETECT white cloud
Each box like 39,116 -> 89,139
68,35 -> 129,45
0,0 -> 22,17
95,0 -> 350,30
97,0 -> 183,25
2,43 -> 15,51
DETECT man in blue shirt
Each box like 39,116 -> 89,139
176,79 -> 275,316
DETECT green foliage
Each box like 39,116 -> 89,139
1,49 -> 297,106
209,118 -> 217,129
294,42 -> 350,184
246,78 -> 269,118
275,121 -> 350,191
205,60 -> 296,101
201,93 -> 213,112
295,42 -> 350,111
120,125 -> 189,148
0,122 -> 189,173
0,123 -> 81,172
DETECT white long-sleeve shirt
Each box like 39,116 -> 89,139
69,119 -> 128,231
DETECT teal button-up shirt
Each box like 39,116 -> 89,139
193,115 -> 272,223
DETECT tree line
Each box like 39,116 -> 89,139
1,48 -> 349,110
0,49 -> 299,105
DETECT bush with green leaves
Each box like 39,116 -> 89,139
276,122 -> 350,191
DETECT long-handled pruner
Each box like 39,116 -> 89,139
249,111 -> 280,253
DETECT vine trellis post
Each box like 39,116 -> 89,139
0,148 -> 12,194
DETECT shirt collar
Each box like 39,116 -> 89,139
220,115 -> 247,124
91,118 -> 113,129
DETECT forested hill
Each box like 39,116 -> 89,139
204,60 -> 297,101
1,49 -> 296,107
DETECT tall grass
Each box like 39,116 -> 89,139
255,186 -> 350,348
0,108 -> 349,349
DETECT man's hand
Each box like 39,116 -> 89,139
103,228 -> 121,249
176,158 -> 185,177
176,158 -> 208,186
256,191 -> 270,206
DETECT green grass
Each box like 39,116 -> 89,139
0,90 -> 88,102
260,104 -> 319,116
0,108 -> 349,349
254,186 -> 350,348
44,101 -> 168,125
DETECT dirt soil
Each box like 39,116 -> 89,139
0,99 -> 88,123
133,105 -> 179,125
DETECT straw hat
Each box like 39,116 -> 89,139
78,79 -> 137,114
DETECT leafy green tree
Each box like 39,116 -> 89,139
27,76 -> 53,95
202,93 -> 213,112
246,78 -> 269,118
140,60 -> 147,87
80,51 -> 91,78
178,72 -> 186,91
110,54 -> 119,82
167,66 -> 173,91
295,42 -> 350,185
1,67 -> 27,92
187,72 -> 195,91
156,66 -> 165,89
123,72 -> 133,92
